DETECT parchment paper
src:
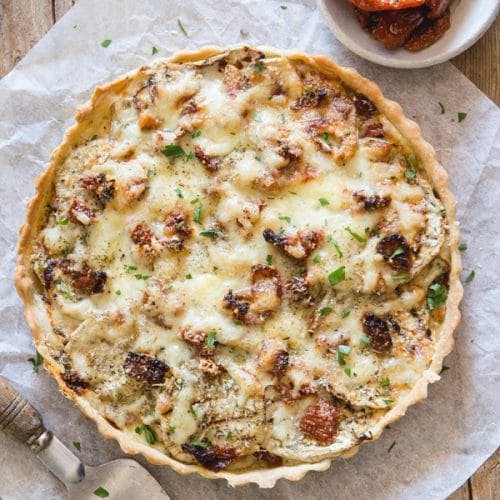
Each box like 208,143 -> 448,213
0,1 -> 498,499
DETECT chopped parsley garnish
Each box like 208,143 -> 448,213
134,274 -> 150,280
319,306 -> 333,317
190,440 -> 211,448
100,39 -> 112,48
383,399 -> 394,406
252,112 -> 262,122
405,169 -> 416,180
175,187 -> 184,198
266,254 -> 273,265
62,248 -> 69,258
360,335 -> 371,346
168,425 -> 176,434
205,330 -> 217,348
162,144 -> 185,158
57,217 -> 69,226
146,168 -> 156,177
188,407 -> 197,418
190,196 -> 200,204
73,441 -> 81,451
387,441 -> 396,453
405,154 -> 417,170
185,151 -> 195,161
389,247 -> 405,259
255,155 -> 262,161
199,230 -> 218,239
319,197 -> 330,206
313,254 -> 321,264
254,60 -> 264,73
458,242 -> 467,251
337,345 -> 351,366
380,377 -> 390,387
279,114 -> 286,124
328,266 -> 345,287
191,129 -> 202,138
392,273 -> 410,282
458,112 -> 467,123
321,132 -> 331,145
344,366 -> 352,377
226,431 -> 233,439
115,290 -> 122,296
341,309 -> 351,319
135,424 -> 156,444
280,4 -> 288,9
465,270 -> 475,283
438,102 -> 445,114
151,46 -> 159,55
28,351 -> 43,374
177,19 -> 188,36
185,274 -> 193,279
127,265 -> 138,272
57,283 -> 71,297
345,226 -> 367,243
328,236 -> 343,258
427,282 -> 448,310
240,28 -> 249,37
93,486 -> 109,497
279,215 -> 291,223
193,203 -> 203,224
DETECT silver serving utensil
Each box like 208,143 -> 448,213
0,377 -> 169,499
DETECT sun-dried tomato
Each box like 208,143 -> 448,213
284,276 -> 313,306
353,192 -> 391,210
291,87 -> 328,110
194,145 -> 222,172
272,350 -> 289,377
404,8 -> 450,51
263,229 -> 323,260
425,0 -> 449,19
369,8 -> 426,49
354,93 -> 379,117
362,313 -> 393,353
72,267 -> 107,294
376,233 -> 412,271
299,399 -> 340,445
349,0 -> 425,11
68,199 -> 96,225
253,450 -> 283,467
123,352 -> 168,384
62,371 -> 88,393
181,444 -> 238,471
79,174 -> 115,204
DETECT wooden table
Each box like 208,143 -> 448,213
0,1 -> 498,498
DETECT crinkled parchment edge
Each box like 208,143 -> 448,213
14,45 -> 462,488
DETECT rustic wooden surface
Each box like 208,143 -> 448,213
0,0 -> 498,498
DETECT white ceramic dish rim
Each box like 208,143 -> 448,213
316,0 -> 500,69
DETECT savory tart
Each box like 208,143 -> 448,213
15,46 -> 462,486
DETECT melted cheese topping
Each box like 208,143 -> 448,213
31,47 -> 451,471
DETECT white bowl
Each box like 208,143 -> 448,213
316,0 -> 500,68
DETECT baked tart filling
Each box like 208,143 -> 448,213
16,46 -> 461,485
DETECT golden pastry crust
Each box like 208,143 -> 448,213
15,45 -> 462,487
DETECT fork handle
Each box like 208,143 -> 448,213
0,377 -> 47,448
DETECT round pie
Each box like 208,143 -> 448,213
15,46 -> 462,486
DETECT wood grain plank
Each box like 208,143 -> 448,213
452,17 -> 500,105
470,449 -> 500,500
448,479 -> 471,500
0,0 -> 53,77
53,0 -> 75,21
